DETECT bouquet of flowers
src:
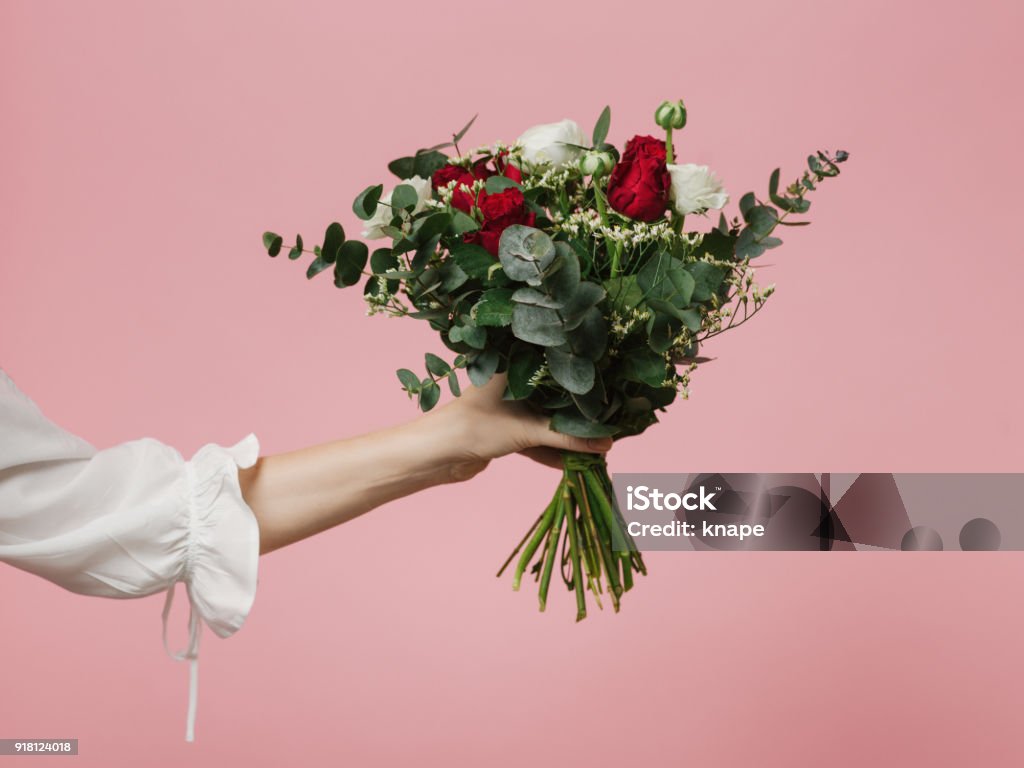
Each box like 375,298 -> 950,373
261,100 -> 847,620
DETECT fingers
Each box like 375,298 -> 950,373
519,446 -> 566,469
530,415 -> 613,454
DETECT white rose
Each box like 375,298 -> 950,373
363,175 -> 432,239
516,118 -> 586,169
666,163 -> 729,215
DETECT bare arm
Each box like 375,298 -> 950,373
238,374 -> 612,554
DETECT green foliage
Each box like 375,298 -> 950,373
390,184 -> 419,211
592,106 -> 611,146
334,241 -> 368,287
353,185 -> 384,220
321,222 -> 345,263
734,149 -> 849,260
262,231 -> 283,257
473,288 -> 514,327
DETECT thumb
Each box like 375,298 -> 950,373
531,416 -> 613,454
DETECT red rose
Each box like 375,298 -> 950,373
467,187 -> 535,256
606,135 -> 671,222
432,164 -> 478,213
493,151 -> 523,183
433,154 -> 525,226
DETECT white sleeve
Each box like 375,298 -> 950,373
0,368 -> 261,740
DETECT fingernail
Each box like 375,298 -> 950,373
586,438 -> 612,451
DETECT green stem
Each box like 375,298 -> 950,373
497,509 -> 544,578
597,463 -> 647,576
512,494 -> 556,591
563,491 -> 587,622
665,128 -> 674,165
576,470 -> 621,609
538,486 -> 568,612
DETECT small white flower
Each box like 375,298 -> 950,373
666,163 -> 729,215
363,175 -> 432,239
516,118 -> 586,169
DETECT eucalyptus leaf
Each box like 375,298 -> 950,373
418,378 -> 441,411
506,344 -> 544,399
637,252 -> 695,310
413,212 -> 452,244
571,376 -> 608,421
648,314 -> 683,353
679,308 -> 702,332
306,255 -> 330,279
396,368 -> 421,393
321,222 -> 345,264
511,287 -> 563,309
370,248 -> 398,274
388,156 -> 416,179
603,275 -> 643,314
449,322 -> 487,349
543,249 -> 580,305
622,347 -> 669,387
511,303 -> 567,346
549,411 -> 618,438
735,227 -> 766,259
413,150 -> 448,179
473,288 -> 514,327
467,348 -> 499,387
448,210 -> 479,236
425,353 -> 451,377
739,192 -> 756,219
746,205 -> 779,239
561,283 -> 607,330
484,176 -> 521,194
353,184 -> 384,220
334,240 -> 368,287
498,225 -> 556,285
391,184 -> 419,211
262,231 -> 283,257
685,262 -> 727,302
438,261 -> 468,292
546,347 -> 595,395
452,243 -> 495,279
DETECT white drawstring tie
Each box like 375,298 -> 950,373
162,584 -> 202,742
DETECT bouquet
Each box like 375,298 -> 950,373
261,100 -> 847,620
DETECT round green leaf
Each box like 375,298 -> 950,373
425,353 -> 451,377
396,368 -> 421,393
546,348 -> 595,395
262,231 -> 283,257
418,378 -> 441,411
321,222 -> 346,264
353,184 -> 384,220
334,240 -> 368,287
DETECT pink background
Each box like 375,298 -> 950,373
3,0 -> 1024,765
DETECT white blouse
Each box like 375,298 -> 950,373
0,369 -> 260,742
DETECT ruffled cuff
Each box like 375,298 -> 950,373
181,433 -> 261,639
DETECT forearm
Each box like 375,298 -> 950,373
238,407 -> 475,554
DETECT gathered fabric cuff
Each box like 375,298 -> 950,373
162,433 -> 261,742
182,433 -> 261,638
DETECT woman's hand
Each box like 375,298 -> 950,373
425,373 -> 612,474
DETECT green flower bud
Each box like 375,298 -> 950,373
579,150 -> 615,178
655,99 -> 687,130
